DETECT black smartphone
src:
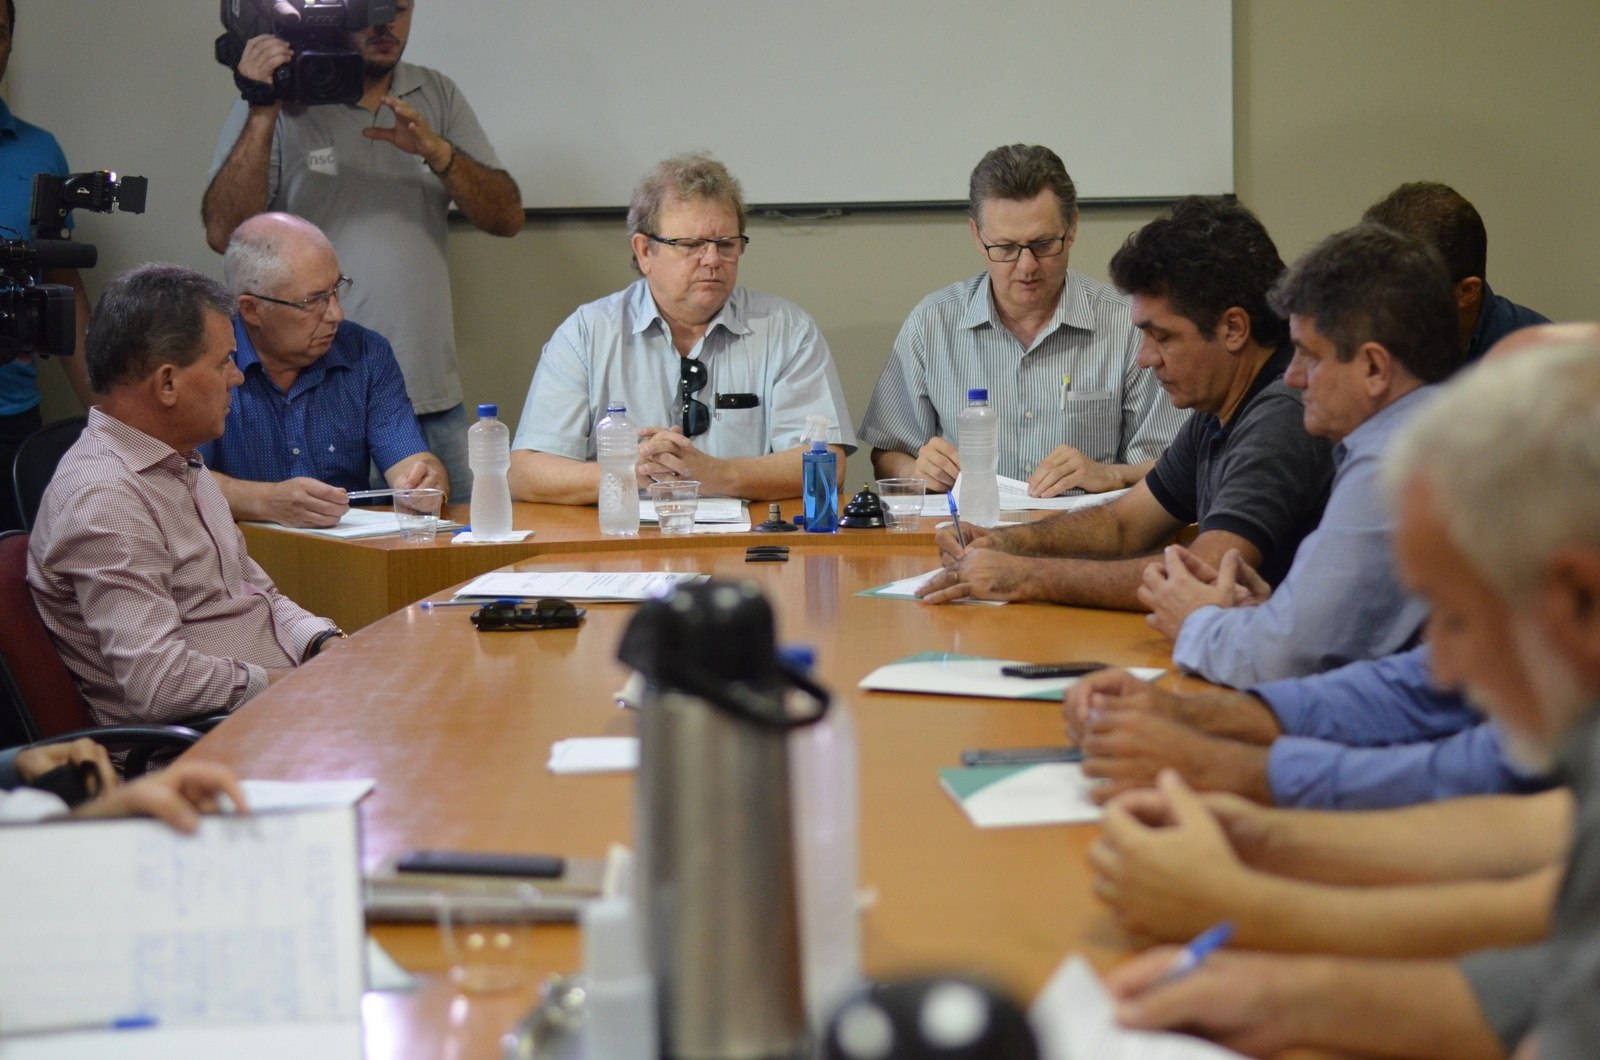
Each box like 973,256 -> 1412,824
999,662 -> 1109,679
961,746 -> 1084,767
395,850 -> 566,879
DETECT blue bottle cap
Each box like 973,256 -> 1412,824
605,402 -> 626,413
966,388 -> 988,402
477,403 -> 498,417
810,440 -> 829,453
778,645 -> 817,673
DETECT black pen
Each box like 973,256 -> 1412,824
947,493 -> 967,549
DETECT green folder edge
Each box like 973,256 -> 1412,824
939,764 -> 1032,800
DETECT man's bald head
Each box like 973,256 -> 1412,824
223,213 -> 335,299
1482,322 -> 1600,364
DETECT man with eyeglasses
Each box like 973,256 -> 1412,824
508,153 -> 854,504
859,144 -> 1184,498
199,213 -> 445,528
202,0 -> 522,501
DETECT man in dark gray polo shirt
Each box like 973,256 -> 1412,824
201,0 -> 523,498
1099,339 -> 1600,1059
922,198 -> 1333,609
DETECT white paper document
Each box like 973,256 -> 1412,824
455,570 -> 707,602
860,652 -> 1165,701
858,569 -> 1007,605
926,477 -> 1131,515
0,806 -> 364,1045
1030,954 -> 1247,1060
548,737 -> 640,774
939,763 -> 1102,828
248,507 -> 463,540
640,497 -> 748,523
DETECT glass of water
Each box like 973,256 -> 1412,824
649,479 -> 701,535
875,477 -> 926,532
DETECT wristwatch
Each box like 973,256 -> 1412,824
305,626 -> 348,660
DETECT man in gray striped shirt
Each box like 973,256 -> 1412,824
859,145 -> 1185,497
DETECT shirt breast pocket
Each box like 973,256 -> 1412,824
1055,390 -> 1117,458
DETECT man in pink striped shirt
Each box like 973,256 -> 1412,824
28,264 -> 343,729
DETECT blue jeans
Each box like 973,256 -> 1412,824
420,403 -> 473,502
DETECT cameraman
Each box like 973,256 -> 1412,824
0,0 -> 92,531
201,0 -> 521,500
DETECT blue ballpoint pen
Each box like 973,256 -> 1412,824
1153,920 -> 1234,986
946,493 -> 967,549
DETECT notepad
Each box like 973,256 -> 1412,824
1029,954 -> 1248,1059
0,805 -> 364,1045
453,570 -> 707,602
939,763 -> 1102,828
859,653 -> 1164,701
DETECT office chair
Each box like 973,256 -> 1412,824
0,530 -> 205,776
11,415 -> 86,531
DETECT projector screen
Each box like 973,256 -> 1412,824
404,0 -> 1233,211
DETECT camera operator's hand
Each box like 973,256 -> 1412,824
237,34 -> 293,91
364,96 -> 453,173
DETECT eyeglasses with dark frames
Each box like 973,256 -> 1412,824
645,234 -> 750,260
680,358 -> 710,438
246,274 -> 354,312
470,598 -> 586,632
976,234 -> 1067,263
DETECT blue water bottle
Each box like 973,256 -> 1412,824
802,441 -> 839,533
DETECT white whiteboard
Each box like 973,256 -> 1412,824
405,0 -> 1233,211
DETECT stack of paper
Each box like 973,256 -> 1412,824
640,497 -> 748,522
939,763 -> 1102,828
922,476 -> 1131,515
248,507 -> 465,539
453,570 -> 707,602
859,653 -> 1164,701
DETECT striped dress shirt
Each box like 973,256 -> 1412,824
28,409 -> 331,728
858,271 -> 1188,481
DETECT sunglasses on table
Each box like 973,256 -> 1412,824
470,598 -> 586,632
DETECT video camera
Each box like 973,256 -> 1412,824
215,0 -> 398,107
0,171 -> 147,367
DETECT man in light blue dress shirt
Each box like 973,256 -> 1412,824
1139,224 -> 1469,688
509,154 -> 853,504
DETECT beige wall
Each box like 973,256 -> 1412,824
29,1 -> 1600,490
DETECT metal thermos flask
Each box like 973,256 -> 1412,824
618,580 -> 830,1060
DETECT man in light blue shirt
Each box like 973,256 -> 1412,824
1067,646 -> 1542,810
1139,224 -> 1468,688
509,153 -> 853,504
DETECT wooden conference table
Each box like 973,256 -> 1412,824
243,499 -> 947,633
192,517 -> 1198,1059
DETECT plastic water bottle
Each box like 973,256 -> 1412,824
467,403 -> 514,541
785,646 -> 862,1035
581,895 -> 657,1060
596,403 -> 639,537
802,441 -> 838,533
957,388 -> 1000,527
